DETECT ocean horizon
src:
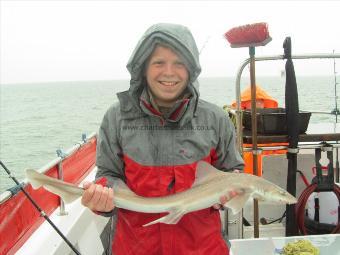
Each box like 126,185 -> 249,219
1,75 -> 339,192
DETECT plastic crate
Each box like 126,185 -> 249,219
242,108 -> 311,135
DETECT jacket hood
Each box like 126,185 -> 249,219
126,23 -> 201,102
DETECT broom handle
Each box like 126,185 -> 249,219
249,46 -> 260,238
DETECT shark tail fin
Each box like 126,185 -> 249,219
143,208 -> 185,227
26,169 -> 84,204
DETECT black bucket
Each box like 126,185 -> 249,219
242,107 -> 311,135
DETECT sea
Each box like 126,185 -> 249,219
0,76 -> 339,192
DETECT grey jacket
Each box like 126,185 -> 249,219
96,23 -> 243,185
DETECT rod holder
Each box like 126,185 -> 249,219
56,149 -> 68,216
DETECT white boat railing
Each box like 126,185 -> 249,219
0,132 -> 97,205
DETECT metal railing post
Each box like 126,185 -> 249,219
56,149 -> 68,216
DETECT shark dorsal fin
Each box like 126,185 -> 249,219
193,161 -> 224,187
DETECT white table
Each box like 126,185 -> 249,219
230,234 -> 340,255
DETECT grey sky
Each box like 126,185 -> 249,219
1,0 -> 340,84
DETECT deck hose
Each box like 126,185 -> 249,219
295,183 -> 340,234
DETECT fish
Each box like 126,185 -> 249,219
26,161 -> 297,227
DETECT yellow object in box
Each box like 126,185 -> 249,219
283,240 -> 319,255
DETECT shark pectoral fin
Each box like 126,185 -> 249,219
223,192 -> 252,215
143,209 -> 185,227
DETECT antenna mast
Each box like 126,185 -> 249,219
199,36 -> 211,55
334,50 -> 339,121
333,49 -> 340,183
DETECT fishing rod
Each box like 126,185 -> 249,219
0,160 -> 81,255
199,35 -> 211,55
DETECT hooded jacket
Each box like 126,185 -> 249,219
96,23 -> 244,255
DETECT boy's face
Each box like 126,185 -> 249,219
145,45 -> 189,107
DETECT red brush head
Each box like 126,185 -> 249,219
224,22 -> 271,48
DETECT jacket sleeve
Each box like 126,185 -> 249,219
213,112 -> 244,172
96,104 -> 125,184
93,105 -> 125,217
